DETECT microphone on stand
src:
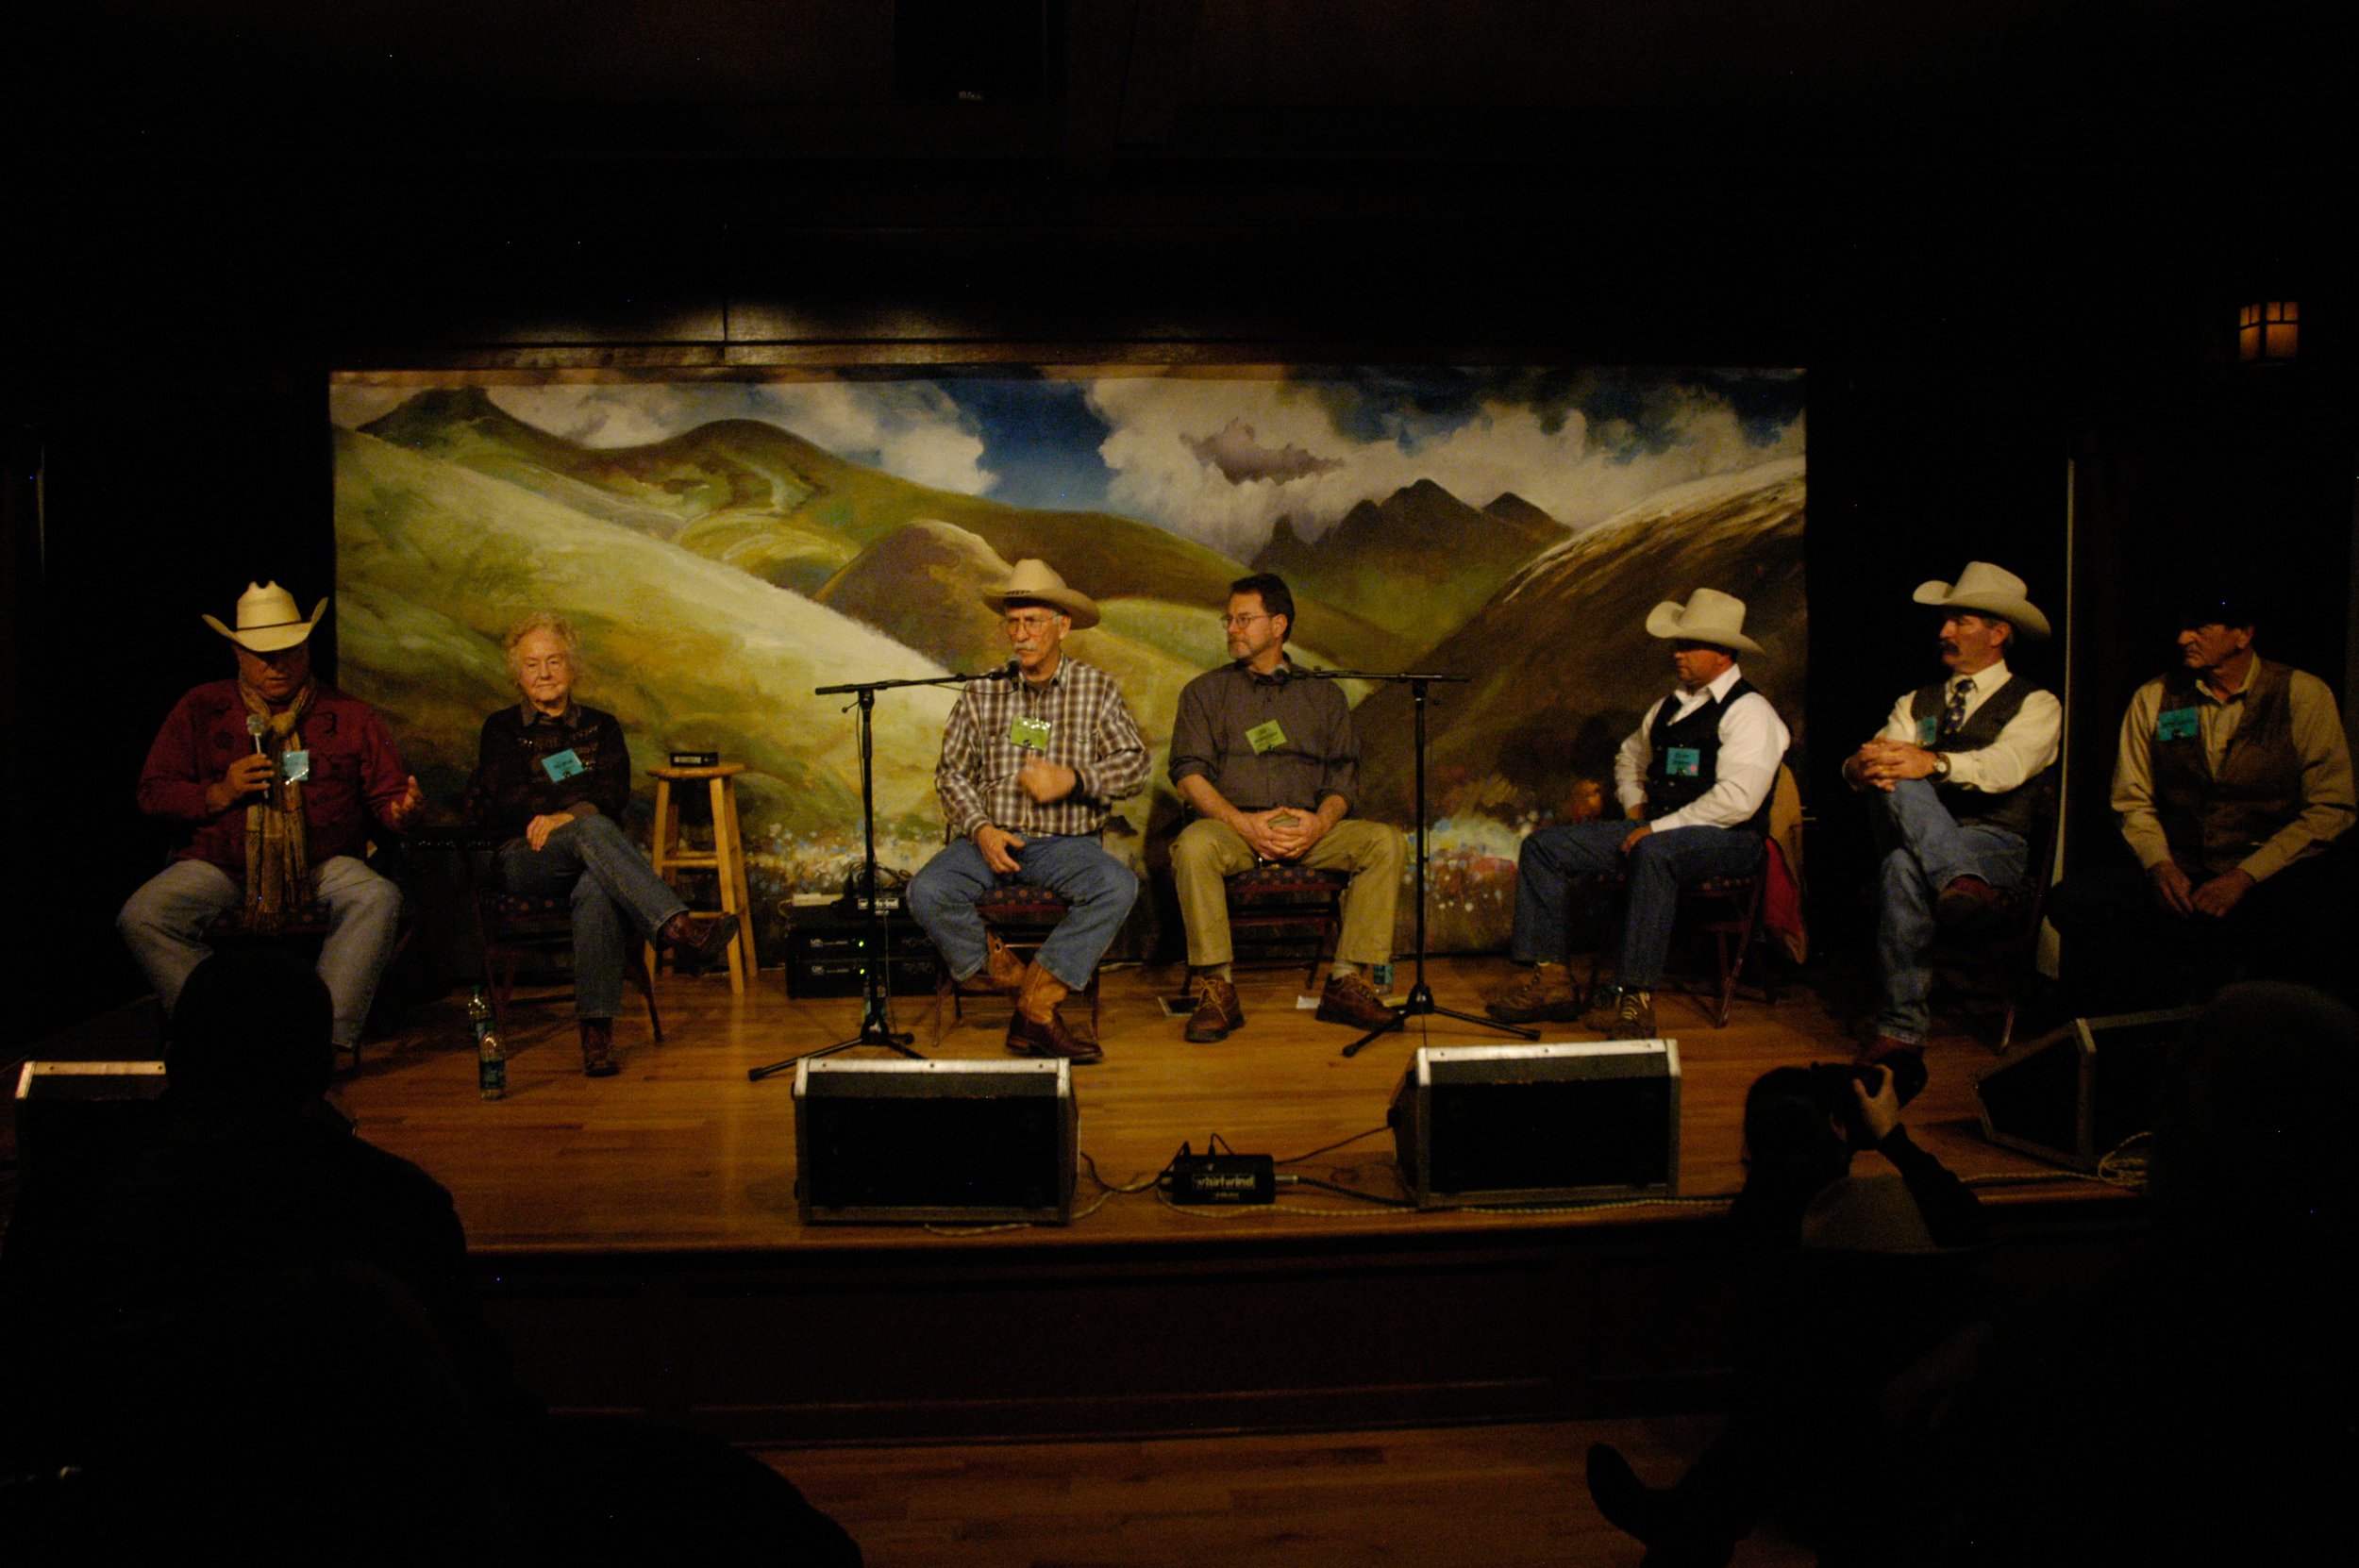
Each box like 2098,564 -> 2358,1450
957,659 -> 1023,683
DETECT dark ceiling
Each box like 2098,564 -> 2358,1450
4,2 -> 2345,365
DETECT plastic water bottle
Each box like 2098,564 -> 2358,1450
470,987 -> 507,1100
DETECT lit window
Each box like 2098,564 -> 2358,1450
2237,300 -> 2299,362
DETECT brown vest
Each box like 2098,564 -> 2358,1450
2152,659 -> 2303,876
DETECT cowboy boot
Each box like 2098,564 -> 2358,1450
981,932 -> 1029,993
579,1017 -> 619,1077
1007,961 -> 1101,1064
658,910 -> 740,975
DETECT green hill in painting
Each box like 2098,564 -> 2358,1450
360,387 -> 1416,670
1253,477 -> 1569,656
333,423 -> 963,877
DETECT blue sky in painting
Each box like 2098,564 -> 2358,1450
932,377 -> 1117,513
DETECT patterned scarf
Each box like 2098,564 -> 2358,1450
240,679 -> 317,929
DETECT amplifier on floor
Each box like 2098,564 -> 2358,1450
794,1058 -> 1077,1224
12,1060 -> 171,1191
1389,1041 -> 1681,1209
1974,1007 -> 2194,1170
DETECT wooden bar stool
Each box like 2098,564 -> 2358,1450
643,762 -> 758,993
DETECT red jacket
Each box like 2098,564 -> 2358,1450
136,680 -> 410,878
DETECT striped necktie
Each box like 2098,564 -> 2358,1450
1942,676 -> 1973,739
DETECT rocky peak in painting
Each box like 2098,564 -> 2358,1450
1252,475 -> 1570,654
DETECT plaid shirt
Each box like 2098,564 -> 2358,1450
935,657 -> 1149,842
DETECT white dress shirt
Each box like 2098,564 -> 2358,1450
1871,660 -> 2062,793
1614,662 -> 1791,832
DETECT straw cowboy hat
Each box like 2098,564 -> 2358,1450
1913,561 -> 2050,640
982,558 -> 1100,630
202,581 -> 328,653
1644,588 -> 1763,656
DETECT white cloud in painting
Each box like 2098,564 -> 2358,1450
1088,376 -> 1803,559
481,382 -> 997,495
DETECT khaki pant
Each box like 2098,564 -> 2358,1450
1171,816 -> 1407,970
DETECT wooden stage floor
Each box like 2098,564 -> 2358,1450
333,956 -> 2117,1257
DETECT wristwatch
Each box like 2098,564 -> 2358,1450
1929,753 -> 1951,782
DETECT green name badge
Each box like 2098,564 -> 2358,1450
279,748 -> 310,784
1009,714 -> 1053,750
1246,719 -> 1288,754
2157,707 -> 2200,743
1916,714 -> 1940,747
541,747 -> 585,783
1665,746 -> 1701,777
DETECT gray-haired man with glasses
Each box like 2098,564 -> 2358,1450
1166,573 -> 1404,1042
906,559 -> 1148,1063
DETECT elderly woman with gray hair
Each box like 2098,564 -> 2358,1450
463,613 -> 736,1076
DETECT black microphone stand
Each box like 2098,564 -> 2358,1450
1291,668 -> 1539,1059
749,668 -> 1000,1080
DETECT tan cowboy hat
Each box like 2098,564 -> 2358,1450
982,558 -> 1100,629
1644,588 -> 1762,656
1914,561 -> 2050,640
202,581 -> 327,653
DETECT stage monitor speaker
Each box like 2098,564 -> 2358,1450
11,1060 -> 170,1191
1973,1007 -> 2196,1170
794,1057 -> 1077,1224
1389,1041 -> 1681,1209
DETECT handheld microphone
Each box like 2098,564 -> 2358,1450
246,713 -> 268,754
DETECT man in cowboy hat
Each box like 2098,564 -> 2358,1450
1840,562 -> 2061,1091
118,582 -> 426,1054
1488,588 -> 1790,1040
2049,586 -> 2355,1006
906,558 -> 1149,1063
1165,572 -> 1404,1042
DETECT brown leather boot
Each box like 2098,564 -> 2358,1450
579,1017 -> 619,1077
981,932 -> 1029,993
1007,961 -> 1101,1063
658,911 -> 740,975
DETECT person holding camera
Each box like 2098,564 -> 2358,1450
1585,1061 -> 1991,1566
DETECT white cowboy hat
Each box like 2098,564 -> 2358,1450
1644,588 -> 1763,656
1913,561 -> 2049,640
201,581 -> 327,653
982,558 -> 1100,630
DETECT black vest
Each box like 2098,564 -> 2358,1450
1905,672 -> 2049,842
1647,677 -> 1775,834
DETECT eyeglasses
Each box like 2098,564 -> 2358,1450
1003,614 -> 1061,634
1219,613 -> 1270,629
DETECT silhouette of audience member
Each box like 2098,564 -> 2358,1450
1928,982 -> 2356,1564
1,948 -> 861,1563
1586,1061 -> 1992,1566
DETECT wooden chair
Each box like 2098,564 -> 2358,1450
473,888 -> 662,1044
1923,775 -> 2062,1052
944,883 -> 1103,1040
644,762 -> 759,993
1571,861 -> 1778,1029
1223,863 -> 1351,989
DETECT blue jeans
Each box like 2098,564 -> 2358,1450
1871,777 -> 2029,1043
118,855 -> 403,1047
907,834 -> 1138,992
495,815 -> 686,1020
1510,821 -> 1765,991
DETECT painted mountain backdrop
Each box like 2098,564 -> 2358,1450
330,370 -> 1804,957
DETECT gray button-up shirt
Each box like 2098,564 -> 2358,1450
1167,659 -> 1359,813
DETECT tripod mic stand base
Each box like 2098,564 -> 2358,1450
1339,982 -> 1541,1058
747,1006 -> 923,1079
